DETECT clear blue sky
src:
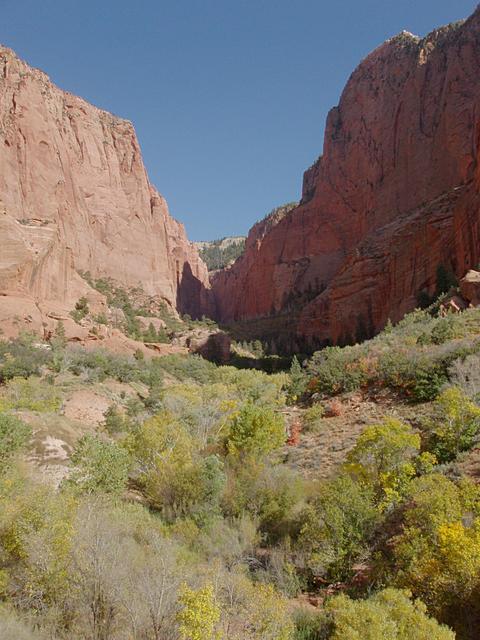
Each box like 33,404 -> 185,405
1,0 -> 477,240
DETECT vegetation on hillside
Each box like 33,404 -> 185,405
0,299 -> 479,637
73,274 -> 218,344
198,237 -> 246,271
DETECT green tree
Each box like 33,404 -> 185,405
0,413 -> 31,472
65,434 -> 130,494
326,588 -> 454,640
345,418 -> 422,507
130,414 -> 225,522
425,386 -> 480,462
226,404 -> 285,458
287,356 -> 306,404
297,474 -> 378,581
436,264 -> 457,297
70,296 -> 90,323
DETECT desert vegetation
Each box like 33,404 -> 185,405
0,301 -> 479,638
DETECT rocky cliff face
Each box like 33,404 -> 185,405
0,46 -> 210,337
211,9 -> 480,351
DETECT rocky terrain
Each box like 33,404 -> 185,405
0,46 -> 210,341
211,9 -> 480,352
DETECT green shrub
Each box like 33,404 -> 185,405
287,356 -> 307,404
68,348 -> 141,383
303,404 -> 325,432
306,346 -> 370,396
103,404 -> 131,435
0,413 -> 31,472
0,335 -> 52,381
449,353 -> 480,402
345,418 -> 421,506
431,317 -> 457,345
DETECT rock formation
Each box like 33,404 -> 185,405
211,9 -> 480,351
0,46 -> 210,338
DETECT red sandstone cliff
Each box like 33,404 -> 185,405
0,46 -> 209,337
212,9 -> 480,351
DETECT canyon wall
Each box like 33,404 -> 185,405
0,46 -> 209,337
212,9 -> 480,351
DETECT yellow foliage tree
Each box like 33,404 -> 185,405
177,583 -> 221,640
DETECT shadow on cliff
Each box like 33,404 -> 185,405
176,262 -> 215,320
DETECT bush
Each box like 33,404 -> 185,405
293,610 -> 329,640
103,404 -> 131,435
306,346 -> 370,396
129,414 -> 226,523
287,356 -> 307,404
68,348 -> 141,383
345,418 -> 422,507
0,607 -> 47,640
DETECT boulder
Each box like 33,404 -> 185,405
460,270 -> 480,307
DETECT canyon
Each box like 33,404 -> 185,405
2,7 -> 480,353
211,8 -> 480,352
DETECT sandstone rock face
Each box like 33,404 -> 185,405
0,47 -> 209,338
212,10 -> 480,351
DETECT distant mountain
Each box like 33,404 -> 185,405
195,236 -> 246,271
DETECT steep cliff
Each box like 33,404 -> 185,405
0,46 -> 209,337
212,9 -> 480,351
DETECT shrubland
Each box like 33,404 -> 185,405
0,300 -> 479,637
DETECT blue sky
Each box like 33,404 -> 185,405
1,0 -> 477,240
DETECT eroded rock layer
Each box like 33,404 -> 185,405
0,46 -> 209,337
212,9 -> 480,351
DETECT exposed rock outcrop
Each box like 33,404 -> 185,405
212,10 -> 480,351
0,46 -> 210,338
